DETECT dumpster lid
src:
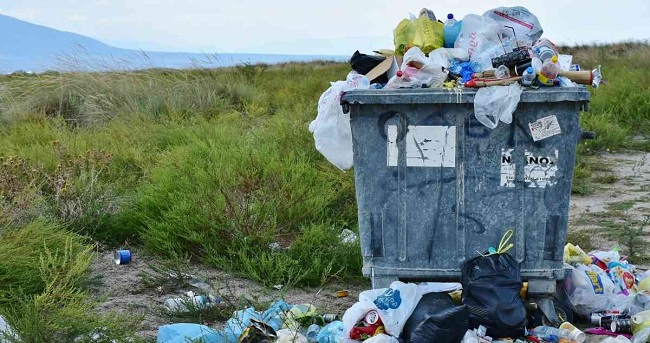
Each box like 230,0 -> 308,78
341,87 -> 590,105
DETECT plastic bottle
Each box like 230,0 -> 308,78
306,324 -> 321,342
559,322 -> 586,343
443,13 -> 462,48
538,55 -> 560,86
521,66 -> 536,87
531,326 -> 572,341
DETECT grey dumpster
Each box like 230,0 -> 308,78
341,87 -> 590,321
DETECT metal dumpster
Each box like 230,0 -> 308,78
341,87 -> 590,320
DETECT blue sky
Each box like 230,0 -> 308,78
0,0 -> 648,55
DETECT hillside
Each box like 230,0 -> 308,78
0,14 -> 344,73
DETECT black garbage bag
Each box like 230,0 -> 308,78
349,50 -> 388,84
399,292 -> 468,343
461,252 -> 527,338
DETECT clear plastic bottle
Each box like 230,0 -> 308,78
521,66 -> 537,87
444,13 -> 462,48
531,326 -> 572,341
538,55 -> 560,86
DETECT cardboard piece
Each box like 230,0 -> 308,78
364,53 -> 402,83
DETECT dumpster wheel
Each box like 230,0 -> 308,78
533,300 -> 573,327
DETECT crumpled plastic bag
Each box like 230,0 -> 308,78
394,19 -> 416,56
275,329 -> 308,343
282,304 -> 318,331
385,47 -> 447,89
309,72 -> 369,171
317,321 -> 344,343
342,281 -> 422,339
473,83 -> 522,129
483,6 -> 544,46
454,15 -> 500,60
427,48 -> 469,69
412,15 -> 444,54
632,327 -> 650,343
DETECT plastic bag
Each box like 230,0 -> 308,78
565,264 -> 635,316
461,252 -> 527,338
399,292 -> 469,343
428,48 -> 469,69
349,51 -> 388,84
473,83 -> 522,129
385,47 -> 447,89
483,6 -> 543,46
309,72 -> 369,171
454,15 -> 500,59
276,329 -> 308,343
412,15 -> 444,54
342,281 -> 422,339
632,328 -> 650,343
394,19 -> 415,56
317,321 -> 344,343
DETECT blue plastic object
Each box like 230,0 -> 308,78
317,321 -> 344,343
157,299 -> 290,343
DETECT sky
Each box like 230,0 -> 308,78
0,0 -> 648,55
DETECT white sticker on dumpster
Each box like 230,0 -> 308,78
387,125 -> 456,167
529,115 -> 561,141
500,148 -> 516,187
524,150 -> 559,188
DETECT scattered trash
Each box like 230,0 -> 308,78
322,314 -> 337,323
163,291 -> 221,312
317,321 -> 344,343
335,290 -> 349,298
273,284 -> 284,290
113,249 -> 131,265
0,315 -> 18,342
276,329 -> 307,343
339,229 -> 358,244
269,242 -> 282,251
283,304 -> 319,331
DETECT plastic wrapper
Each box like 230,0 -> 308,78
276,329 -> 308,343
385,47 -> 448,89
399,292 -> 468,343
428,48 -> 469,69
317,321 -> 344,343
394,19 -> 415,56
412,15 -> 444,54
482,6 -> 544,46
473,83 -> 522,129
309,72 -> 369,170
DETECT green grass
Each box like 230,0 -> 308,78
1,43 -> 649,339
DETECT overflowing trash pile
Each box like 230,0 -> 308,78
156,233 -> 650,343
309,6 -> 603,171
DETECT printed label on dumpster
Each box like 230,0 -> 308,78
500,148 -> 516,187
387,125 -> 455,167
529,115 -> 561,141
524,150 -> 559,188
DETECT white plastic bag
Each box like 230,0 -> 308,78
632,328 -> 650,343
385,47 -> 447,89
276,329 -> 308,343
565,264 -> 635,316
483,6 -> 543,45
428,48 -> 469,69
454,15 -> 500,60
364,334 -> 399,343
473,83 -> 522,129
342,281 -> 422,339
309,72 -> 369,170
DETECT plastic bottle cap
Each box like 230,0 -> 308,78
526,66 -> 534,73
551,55 -> 558,63
447,13 -> 454,19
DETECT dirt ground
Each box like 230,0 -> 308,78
91,151 -> 650,341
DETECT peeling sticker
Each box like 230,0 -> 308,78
387,125 -> 456,167
500,148 -> 516,187
524,150 -> 559,188
529,115 -> 562,141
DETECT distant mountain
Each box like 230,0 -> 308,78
0,14 -> 345,73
